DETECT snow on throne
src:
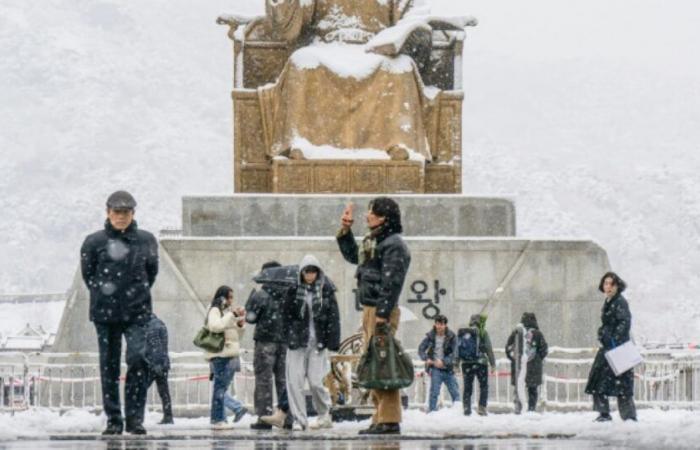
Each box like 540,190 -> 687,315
218,0 -> 476,193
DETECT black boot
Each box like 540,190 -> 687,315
159,414 -> 174,425
363,423 -> 400,435
358,423 -> 377,435
594,413 -> 612,422
125,420 -> 147,435
102,421 -> 123,436
250,420 -> 273,430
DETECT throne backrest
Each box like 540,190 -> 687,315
225,17 -> 465,91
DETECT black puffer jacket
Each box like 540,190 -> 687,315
80,220 -> 158,324
585,294 -> 634,397
336,229 -> 411,319
284,255 -> 341,351
245,283 -> 293,343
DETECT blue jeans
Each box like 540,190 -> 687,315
210,357 -> 244,423
428,368 -> 460,412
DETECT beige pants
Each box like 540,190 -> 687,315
362,306 -> 402,424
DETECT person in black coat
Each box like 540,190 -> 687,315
584,272 -> 637,422
505,312 -> 548,413
246,261 -> 293,430
144,314 -> 173,424
337,197 -> 411,435
80,191 -> 158,435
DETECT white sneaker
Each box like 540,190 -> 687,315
308,414 -> 332,430
211,421 -> 234,430
260,408 -> 287,428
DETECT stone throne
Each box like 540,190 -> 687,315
217,2 -> 477,194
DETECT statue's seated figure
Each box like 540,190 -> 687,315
218,0 -> 477,193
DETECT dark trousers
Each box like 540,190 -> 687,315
527,385 -> 538,411
95,322 -> 149,426
462,363 -> 488,411
593,393 -> 637,420
253,341 -> 288,416
147,370 -> 172,418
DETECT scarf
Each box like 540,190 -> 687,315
296,280 -> 323,318
359,224 -> 385,265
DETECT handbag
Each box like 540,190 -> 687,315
192,308 -> 225,353
357,323 -> 414,390
604,340 -> 643,376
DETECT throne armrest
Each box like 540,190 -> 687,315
216,13 -> 266,41
428,15 -> 478,31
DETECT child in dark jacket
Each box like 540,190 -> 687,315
458,314 -> 496,416
418,315 -> 460,412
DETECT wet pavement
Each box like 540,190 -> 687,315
0,436 -> 632,450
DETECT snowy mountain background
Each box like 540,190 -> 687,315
1,0 -> 699,341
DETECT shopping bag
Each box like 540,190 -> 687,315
604,340 -> 643,376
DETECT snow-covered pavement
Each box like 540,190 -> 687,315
1,407 -> 697,449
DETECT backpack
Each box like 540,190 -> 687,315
458,328 -> 481,361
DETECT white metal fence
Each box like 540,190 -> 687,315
1,348 -> 698,414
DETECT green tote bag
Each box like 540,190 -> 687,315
192,308 -> 225,353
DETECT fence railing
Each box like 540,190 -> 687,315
1,348 -> 698,414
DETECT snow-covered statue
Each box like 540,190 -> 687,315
218,0 -> 476,193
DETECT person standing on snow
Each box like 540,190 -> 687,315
337,197 -> 411,435
278,255 -> 340,431
204,285 -> 249,430
80,190 -> 158,435
246,261 -> 293,431
418,314 -> 460,412
144,313 -> 173,424
585,272 -> 637,422
458,314 -> 496,416
505,312 -> 548,413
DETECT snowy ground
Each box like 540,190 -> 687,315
1,0 -> 700,341
0,408 -> 698,449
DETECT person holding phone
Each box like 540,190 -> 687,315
204,285 -> 249,429
336,197 -> 411,435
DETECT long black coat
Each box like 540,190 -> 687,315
284,274 -> 341,351
585,294 -> 634,397
80,220 -> 158,324
245,284 -> 292,343
505,327 -> 548,387
337,229 -> 411,319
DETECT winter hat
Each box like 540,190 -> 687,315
106,190 -> 137,210
369,197 -> 403,234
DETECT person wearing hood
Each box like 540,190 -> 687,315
505,312 -> 548,413
245,261 -> 293,431
280,254 -> 340,430
458,314 -> 496,416
418,315 -> 460,412
80,190 -> 158,435
585,272 -> 637,422
337,197 -> 411,435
